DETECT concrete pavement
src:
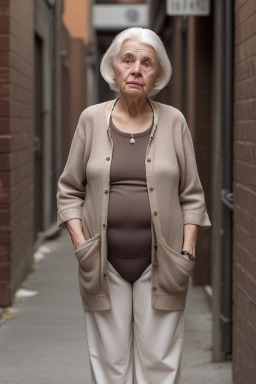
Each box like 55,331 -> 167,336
0,229 -> 232,383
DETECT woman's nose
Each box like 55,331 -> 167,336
131,62 -> 142,76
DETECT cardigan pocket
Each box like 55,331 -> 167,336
156,236 -> 195,295
75,234 -> 101,296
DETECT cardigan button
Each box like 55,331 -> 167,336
147,158 -> 151,162
104,189 -> 109,194
103,273 -> 107,278
103,223 -> 107,228
106,157 -> 110,161
154,243 -> 157,249
153,286 -> 157,291
153,263 -> 157,268
149,186 -> 154,191
154,211 -> 158,216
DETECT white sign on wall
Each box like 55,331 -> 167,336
93,4 -> 149,30
167,0 -> 210,16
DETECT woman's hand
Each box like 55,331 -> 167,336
65,219 -> 86,251
182,224 -> 198,260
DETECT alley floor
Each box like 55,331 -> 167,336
0,229 -> 232,384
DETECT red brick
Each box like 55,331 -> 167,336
0,171 -> 10,187
0,16 -> 9,34
0,83 -> 10,99
0,244 -> 10,262
0,227 -> 11,244
0,282 -> 11,307
0,153 -> 10,170
0,100 -> 9,116
0,208 -> 10,226
0,35 -> 9,50
0,135 -> 10,152
0,67 -> 9,83
0,50 -> 9,66
0,117 -> 9,134
0,262 -> 10,280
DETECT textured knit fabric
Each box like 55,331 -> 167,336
56,98 -> 211,311
107,116 -> 153,282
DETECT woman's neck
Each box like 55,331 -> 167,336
116,94 -> 151,119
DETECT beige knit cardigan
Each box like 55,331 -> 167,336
56,98 -> 211,311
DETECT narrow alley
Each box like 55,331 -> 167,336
1,1 -> 256,383
0,229 -> 232,384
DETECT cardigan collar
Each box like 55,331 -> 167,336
104,97 -> 160,141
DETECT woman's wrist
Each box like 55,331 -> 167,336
73,237 -> 86,250
66,219 -> 86,250
181,250 -> 196,263
182,244 -> 196,256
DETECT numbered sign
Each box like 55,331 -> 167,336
167,0 -> 210,16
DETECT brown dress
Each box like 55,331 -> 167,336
107,115 -> 153,282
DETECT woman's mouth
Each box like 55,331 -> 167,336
127,82 -> 143,88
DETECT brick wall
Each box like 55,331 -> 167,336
0,0 -> 34,306
233,0 -> 256,382
0,0 -> 11,305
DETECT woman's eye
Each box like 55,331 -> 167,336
124,59 -> 131,64
143,62 -> 151,67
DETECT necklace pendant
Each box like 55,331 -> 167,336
130,137 -> 135,144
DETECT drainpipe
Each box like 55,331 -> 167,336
211,0 -> 233,362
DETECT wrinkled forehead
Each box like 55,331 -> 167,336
119,39 -> 157,59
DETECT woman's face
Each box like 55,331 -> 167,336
113,39 -> 161,99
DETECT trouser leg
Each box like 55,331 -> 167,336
133,264 -> 184,384
83,261 -> 133,384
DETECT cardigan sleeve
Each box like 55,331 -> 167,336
56,113 -> 87,229
178,125 -> 211,230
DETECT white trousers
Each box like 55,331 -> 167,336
83,261 -> 184,384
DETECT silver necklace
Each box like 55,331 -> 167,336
130,134 -> 135,144
110,97 -> 154,145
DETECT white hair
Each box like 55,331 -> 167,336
100,27 -> 172,96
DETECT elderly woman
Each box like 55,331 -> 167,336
57,27 -> 211,384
